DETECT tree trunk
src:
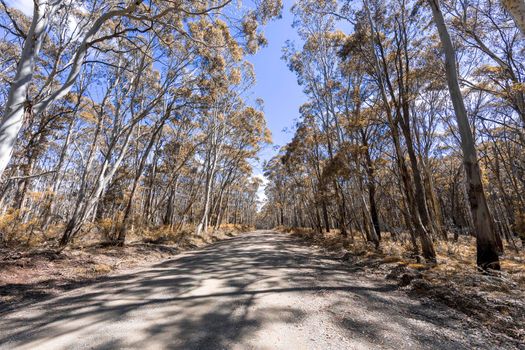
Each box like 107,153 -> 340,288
363,0 -> 436,261
117,116 -> 167,244
0,1 -> 50,178
429,0 -> 501,270
362,134 -> 381,239
501,0 -> 525,35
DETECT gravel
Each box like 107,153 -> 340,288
0,231 -> 520,349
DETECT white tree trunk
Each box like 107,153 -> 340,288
0,1 -> 50,178
196,112 -> 224,237
196,152 -> 217,237
0,1 -> 141,179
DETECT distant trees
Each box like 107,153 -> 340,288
262,0 -> 524,269
0,0 -> 280,246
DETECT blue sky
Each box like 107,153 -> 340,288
247,1 -> 306,176
246,1 -> 308,204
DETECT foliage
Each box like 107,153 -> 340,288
0,0 -> 280,246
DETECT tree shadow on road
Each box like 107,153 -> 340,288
0,232 -> 503,349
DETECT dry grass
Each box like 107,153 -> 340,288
279,226 -> 525,342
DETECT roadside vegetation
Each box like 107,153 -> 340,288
0,0 -> 276,248
259,0 -> 525,342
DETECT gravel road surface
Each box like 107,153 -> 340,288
0,231 -> 511,349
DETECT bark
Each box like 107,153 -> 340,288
363,0 -> 436,261
0,1 -> 51,178
60,120 -> 135,246
41,106 -> 78,230
395,10 -> 434,234
429,0 -> 501,270
501,0 -> 525,35
399,113 -> 433,232
362,133 -> 381,239
0,2 -> 144,179
360,191 -> 380,248
116,111 -> 169,244
196,147 -> 218,236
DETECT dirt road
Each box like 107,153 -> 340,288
0,231 -> 512,349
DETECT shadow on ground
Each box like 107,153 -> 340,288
0,231 -> 507,349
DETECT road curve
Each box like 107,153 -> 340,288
0,231 -> 506,349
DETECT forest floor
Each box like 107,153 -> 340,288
280,227 -> 525,344
0,231 -> 522,349
0,225 -> 249,313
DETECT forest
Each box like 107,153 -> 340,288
261,0 -> 525,271
1,0 -> 525,348
0,0 -> 279,248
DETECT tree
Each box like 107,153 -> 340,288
0,0 -> 282,180
0,0 -> 282,247
428,0 -> 502,269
